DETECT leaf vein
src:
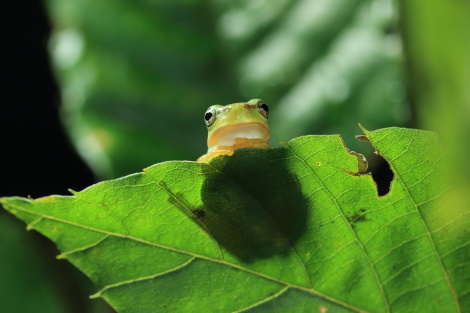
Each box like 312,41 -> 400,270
58,234 -> 110,259
232,286 -> 289,313
91,257 -> 196,298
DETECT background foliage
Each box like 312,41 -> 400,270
1,0 -> 468,312
48,0 -> 407,178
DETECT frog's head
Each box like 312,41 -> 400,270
203,99 -> 270,152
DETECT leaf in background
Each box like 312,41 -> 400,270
46,0 -> 408,179
2,127 -> 468,312
0,213 -> 67,313
399,0 -> 470,138
399,0 -> 470,240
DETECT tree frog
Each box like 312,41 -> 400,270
198,99 -> 270,162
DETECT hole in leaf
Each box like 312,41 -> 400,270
357,135 -> 394,196
370,153 -> 394,196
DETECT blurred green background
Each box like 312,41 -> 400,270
49,0 -> 408,178
1,0 -> 468,312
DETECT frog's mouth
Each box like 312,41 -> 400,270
208,122 -> 270,150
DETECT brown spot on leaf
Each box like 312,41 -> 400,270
319,305 -> 328,313
347,208 -> 368,228
193,209 -> 206,219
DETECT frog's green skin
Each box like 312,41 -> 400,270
198,99 -> 270,162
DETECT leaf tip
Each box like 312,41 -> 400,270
356,124 -> 371,142
0,198 -> 18,215
56,253 -> 66,260
358,123 -> 370,134
89,291 -> 102,299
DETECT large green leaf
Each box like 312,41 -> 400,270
1,127 -> 468,312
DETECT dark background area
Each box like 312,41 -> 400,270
1,1 -> 94,198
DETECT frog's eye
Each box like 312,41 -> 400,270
257,101 -> 269,119
204,107 -> 217,127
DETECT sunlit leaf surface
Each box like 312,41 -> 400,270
2,127 -> 468,312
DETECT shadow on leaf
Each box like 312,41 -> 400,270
193,148 -> 307,262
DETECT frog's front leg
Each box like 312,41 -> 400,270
197,146 -> 235,162
197,138 -> 269,162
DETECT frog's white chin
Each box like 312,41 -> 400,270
208,122 -> 270,150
